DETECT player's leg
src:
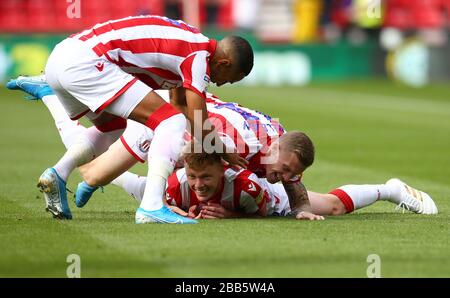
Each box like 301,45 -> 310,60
105,120 -> 152,204
8,76 -> 128,219
32,37 -> 135,219
385,178 -> 437,214
75,118 -> 165,208
73,103 -> 195,224
307,191 -> 347,215
6,76 -> 127,215
121,93 -> 195,224
35,110 -> 125,219
266,178 -> 437,216
75,139 -> 139,207
51,112 -> 126,181
44,37 -> 195,223
64,82 -> 195,223
98,94 -> 196,223
77,171 -> 147,207
111,172 -> 146,203
6,75 -> 86,149
328,180 -> 438,214
74,119 -> 151,207
6,76 -> 123,170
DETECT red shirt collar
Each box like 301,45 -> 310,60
208,39 -> 218,56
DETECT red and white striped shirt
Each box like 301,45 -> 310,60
205,94 -> 286,178
166,167 -> 268,215
70,15 -> 216,97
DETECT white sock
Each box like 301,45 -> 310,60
139,113 -> 186,211
53,138 -> 96,181
52,126 -> 125,182
42,95 -> 87,148
332,184 -> 391,212
111,172 -> 146,203
85,126 -> 124,158
42,95 -> 71,125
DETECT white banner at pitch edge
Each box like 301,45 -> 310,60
240,51 -> 311,87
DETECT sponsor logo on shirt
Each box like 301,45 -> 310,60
203,75 -> 211,91
95,62 -> 104,72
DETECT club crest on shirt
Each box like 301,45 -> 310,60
137,136 -> 150,153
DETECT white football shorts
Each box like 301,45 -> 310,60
120,120 -> 154,163
45,38 -> 151,120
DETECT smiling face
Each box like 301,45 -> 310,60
185,162 -> 224,201
264,131 -> 315,184
264,143 -> 305,184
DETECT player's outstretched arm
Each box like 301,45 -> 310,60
282,181 -> 325,220
200,203 -> 262,219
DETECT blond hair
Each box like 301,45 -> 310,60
279,131 -> 315,168
181,141 -> 223,170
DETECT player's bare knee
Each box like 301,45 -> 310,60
330,196 -> 347,215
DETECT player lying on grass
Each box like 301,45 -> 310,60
125,143 -> 438,219
7,77 -> 324,220
7,15 -> 254,224
7,78 -> 438,217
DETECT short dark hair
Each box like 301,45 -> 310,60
227,35 -> 254,76
279,131 -> 315,169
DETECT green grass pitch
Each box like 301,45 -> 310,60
0,79 -> 449,277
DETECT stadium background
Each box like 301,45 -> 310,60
0,0 -> 449,277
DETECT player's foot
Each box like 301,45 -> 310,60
386,178 -> 438,214
37,168 -> 72,219
75,181 -> 99,208
6,74 -> 53,100
135,206 -> 198,224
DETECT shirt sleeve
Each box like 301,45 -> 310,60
179,51 -> 211,98
165,172 -> 182,207
236,172 -> 268,214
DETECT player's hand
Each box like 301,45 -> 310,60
221,152 -> 248,169
169,206 -> 189,217
186,205 -> 204,219
188,205 -> 200,218
200,202 -> 237,219
295,211 -> 325,221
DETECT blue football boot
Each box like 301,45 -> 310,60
6,74 -> 54,100
75,181 -> 99,208
37,168 -> 72,220
135,206 -> 198,224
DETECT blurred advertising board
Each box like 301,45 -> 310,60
0,33 -> 376,85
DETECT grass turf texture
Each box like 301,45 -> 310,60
0,79 -> 449,277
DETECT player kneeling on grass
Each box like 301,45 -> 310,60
123,142 -> 438,218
